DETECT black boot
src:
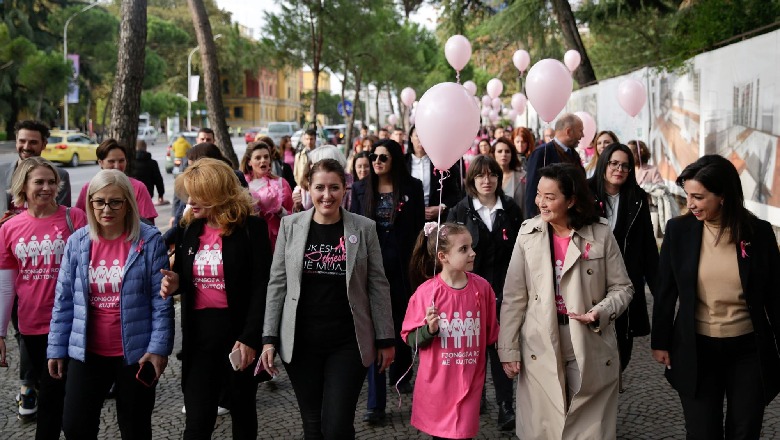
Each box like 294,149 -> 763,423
497,401 -> 515,431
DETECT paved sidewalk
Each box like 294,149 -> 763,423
1,296 -> 778,439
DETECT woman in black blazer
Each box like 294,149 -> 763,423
161,158 -> 271,440
350,139 -> 425,424
651,155 -> 780,439
588,143 -> 658,372
447,155 -> 522,431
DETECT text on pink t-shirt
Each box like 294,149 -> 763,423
75,177 -> 158,220
193,225 -> 227,310
0,206 -> 87,334
552,234 -> 571,315
87,233 -> 131,357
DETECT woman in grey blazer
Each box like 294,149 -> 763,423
260,159 -> 395,440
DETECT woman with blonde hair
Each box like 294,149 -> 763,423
240,141 -> 293,251
48,169 -> 173,439
161,158 -> 271,440
0,157 -> 87,438
584,130 -> 619,178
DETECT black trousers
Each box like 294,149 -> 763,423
679,333 -> 765,440
62,354 -> 156,440
486,343 -> 513,403
12,297 -> 34,385
182,309 -> 258,440
284,340 -> 367,440
22,334 -> 66,440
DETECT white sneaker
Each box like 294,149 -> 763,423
217,406 -> 230,416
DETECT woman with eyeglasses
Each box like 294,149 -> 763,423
350,139 -> 424,424
588,143 -> 658,373
447,155 -> 522,431
498,163 -> 633,439
48,169 -> 174,439
161,158 -> 271,440
0,157 -> 87,439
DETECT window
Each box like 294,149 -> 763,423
234,106 -> 244,119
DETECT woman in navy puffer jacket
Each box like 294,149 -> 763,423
48,170 -> 174,440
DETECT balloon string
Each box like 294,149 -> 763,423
395,168 -> 449,409
456,70 -> 461,84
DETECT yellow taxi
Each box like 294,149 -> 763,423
42,131 -> 98,167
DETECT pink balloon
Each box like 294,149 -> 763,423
445,35 -> 472,72
525,59 -> 573,123
511,93 -> 527,114
463,81 -> 477,96
564,50 -> 581,72
489,110 -> 499,122
388,114 -> 398,126
491,97 -> 502,110
574,111 -> 596,150
481,95 -> 491,107
618,78 -> 647,117
480,106 -> 491,117
416,82 -> 480,170
508,110 -> 518,121
486,78 -> 503,99
401,87 -> 416,107
409,114 -> 415,125
512,50 -> 531,73
473,96 -> 480,107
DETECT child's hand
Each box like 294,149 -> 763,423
426,305 -> 439,334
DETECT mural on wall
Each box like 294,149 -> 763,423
547,30 -> 780,223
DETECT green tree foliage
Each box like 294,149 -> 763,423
141,90 -> 188,119
17,50 -> 71,119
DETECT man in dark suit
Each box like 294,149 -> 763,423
405,126 -> 462,220
524,114 -> 585,219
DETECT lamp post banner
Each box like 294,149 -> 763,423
189,75 -> 200,102
67,54 -> 79,104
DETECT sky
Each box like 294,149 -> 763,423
215,0 -> 440,93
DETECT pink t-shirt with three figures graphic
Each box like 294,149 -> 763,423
87,233 -> 131,356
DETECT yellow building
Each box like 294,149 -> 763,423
223,67 -> 303,131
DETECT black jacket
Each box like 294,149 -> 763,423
131,151 -> 165,198
589,179 -> 658,337
404,154 -> 462,210
172,216 -> 271,352
447,195 -> 522,300
651,214 -> 780,404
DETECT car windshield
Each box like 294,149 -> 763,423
183,135 -> 197,145
48,136 -> 63,143
268,124 -> 289,133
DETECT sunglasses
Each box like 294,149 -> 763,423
369,153 -> 389,163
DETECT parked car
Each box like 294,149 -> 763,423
165,131 -> 198,174
42,131 -> 98,167
137,126 -> 158,146
244,127 -> 262,143
266,121 -> 299,146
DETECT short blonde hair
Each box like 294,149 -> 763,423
86,170 -> 140,242
178,158 -> 253,236
10,157 -> 61,208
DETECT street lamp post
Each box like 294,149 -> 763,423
63,1 -> 98,131
186,33 -> 222,131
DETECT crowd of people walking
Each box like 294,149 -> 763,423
0,116 -> 778,440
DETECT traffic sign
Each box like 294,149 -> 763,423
337,100 -> 353,116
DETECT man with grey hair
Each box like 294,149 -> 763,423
523,114 -> 585,219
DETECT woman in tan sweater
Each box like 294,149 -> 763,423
651,154 -> 780,439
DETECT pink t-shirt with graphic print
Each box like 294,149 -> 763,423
87,233 -> 131,357
0,206 -> 87,335
552,234 -> 571,315
76,177 -> 158,220
193,225 -> 227,310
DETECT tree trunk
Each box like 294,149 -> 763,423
109,0 -> 147,174
374,83 -> 380,127
187,0 -> 237,166
351,68 -> 363,148
550,0 -> 598,86
307,2 -> 325,129
101,88 -> 113,142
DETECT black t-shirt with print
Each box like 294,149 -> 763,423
296,219 -> 355,348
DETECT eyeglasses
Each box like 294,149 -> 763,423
369,153 -> 389,163
475,173 -> 499,181
90,199 -> 126,211
607,161 -> 631,173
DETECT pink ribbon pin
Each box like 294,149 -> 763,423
583,242 -> 591,260
502,228 -> 508,241
740,241 -> 749,258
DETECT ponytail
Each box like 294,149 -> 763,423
408,222 -> 470,291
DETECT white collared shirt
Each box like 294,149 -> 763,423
472,197 -> 504,232
606,193 -> 620,231
411,154 -> 431,206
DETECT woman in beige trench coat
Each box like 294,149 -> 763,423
498,163 -> 634,440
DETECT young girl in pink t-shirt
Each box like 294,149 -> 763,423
401,222 -> 499,440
